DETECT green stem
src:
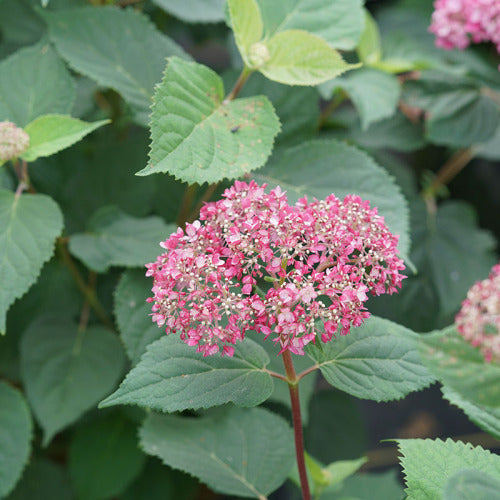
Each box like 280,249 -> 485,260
187,182 -> 219,223
177,184 -> 198,227
317,90 -> 347,130
224,66 -> 253,103
282,349 -> 311,500
57,239 -> 115,331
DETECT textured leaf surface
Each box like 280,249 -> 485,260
320,68 -> 400,129
152,0 -> 225,22
253,139 -> 410,258
255,0 -> 364,50
0,189 -> 63,333
0,42 -> 74,126
21,115 -> 108,162
141,57 -> 280,183
307,317 -> 434,401
69,207 -> 174,273
0,382 -> 32,498
261,30 -> 358,86
420,327 -> 500,407
444,469 -> 500,500
43,6 -> 188,124
442,386 -> 500,441
140,407 -> 294,498
397,438 -> 500,500
69,414 -> 146,500
20,316 -> 126,444
101,335 -> 273,411
114,270 -> 163,365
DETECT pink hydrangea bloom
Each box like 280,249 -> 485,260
146,181 -> 405,357
429,0 -> 500,55
456,263 -> 500,363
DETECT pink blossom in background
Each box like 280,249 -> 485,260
429,0 -> 500,55
146,181 -> 405,357
456,263 -> 500,363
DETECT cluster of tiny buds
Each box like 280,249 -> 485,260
456,263 -> 500,363
146,181 -> 406,357
0,121 -> 29,162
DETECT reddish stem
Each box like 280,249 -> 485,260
282,350 -> 311,500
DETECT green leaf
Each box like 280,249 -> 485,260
397,438 -> 500,500
42,6 -> 189,124
332,470 -> 405,500
420,327 -> 500,407
228,0 -> 263,68
320,68 -> 400,130
21,114 -> 108,162
0,382 -> 32,498
442,386 -> 500,441
69,414 -> 146,500
260,30 -> 359,86
357,10 -> 382,65
444,469 -> 500,500
100,334 -> 273,412
369,200 -> 496,332
6,458 -> 73,500
253,139 -> 410,259
255,0 -> 364,50
152,0 -> 225,23
0,41 -> 75,126
20,316 -> 126,445
404,73 -> 500,146
307,316 -> 434,401
68,207 -> 174,273
305,390 -> 367,464
140,57 -> 280,183
139,407 -> 294,498
0,189 -> 63,334
114,270 -> 162,365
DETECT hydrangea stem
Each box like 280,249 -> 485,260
282,349 -> 312,500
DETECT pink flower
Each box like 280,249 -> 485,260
146,181 -> 405,356
456,263 -> 500,363
429,0 -> 500,58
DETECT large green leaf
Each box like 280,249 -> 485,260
0,189 -> 63,334
397,438 -> 500,500
307,316 -> 434,401
0,382 -> 32,498
69,414 -> 146,500
320,68 -> 400,130
357,10 -> 382,65
20,316 -> 126,445
253,139 -> 410,258
444,469 -> 500,500
69,207 -> 174,273
369,200 -> 496,332
255,0 -> 364,50
140,407 -> 294,498
420,327 -> 500,407
152,0 -> 225,23
114,270 -> 162,365
330,470 -> 404,500
140,57 -> 280,183
100,334 -> 273,412
403,72 -> 500,146
0,41 -> 74,126
442,386 -> 500,441
6,459 -> 73,500
43,6 -> 189,125
21,115 -> 109,162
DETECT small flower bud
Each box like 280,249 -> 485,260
248,42 -> 270,69
0,121 -> 30,162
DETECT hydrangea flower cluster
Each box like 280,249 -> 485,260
146,181 -> 405,357
0,121 -> 29,162
429,0 -> 500,55
456,263 -> 500,363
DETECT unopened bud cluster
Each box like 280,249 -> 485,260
0,121 -> 29,162
146,181 -> 405,357
456,263 -> 500,363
